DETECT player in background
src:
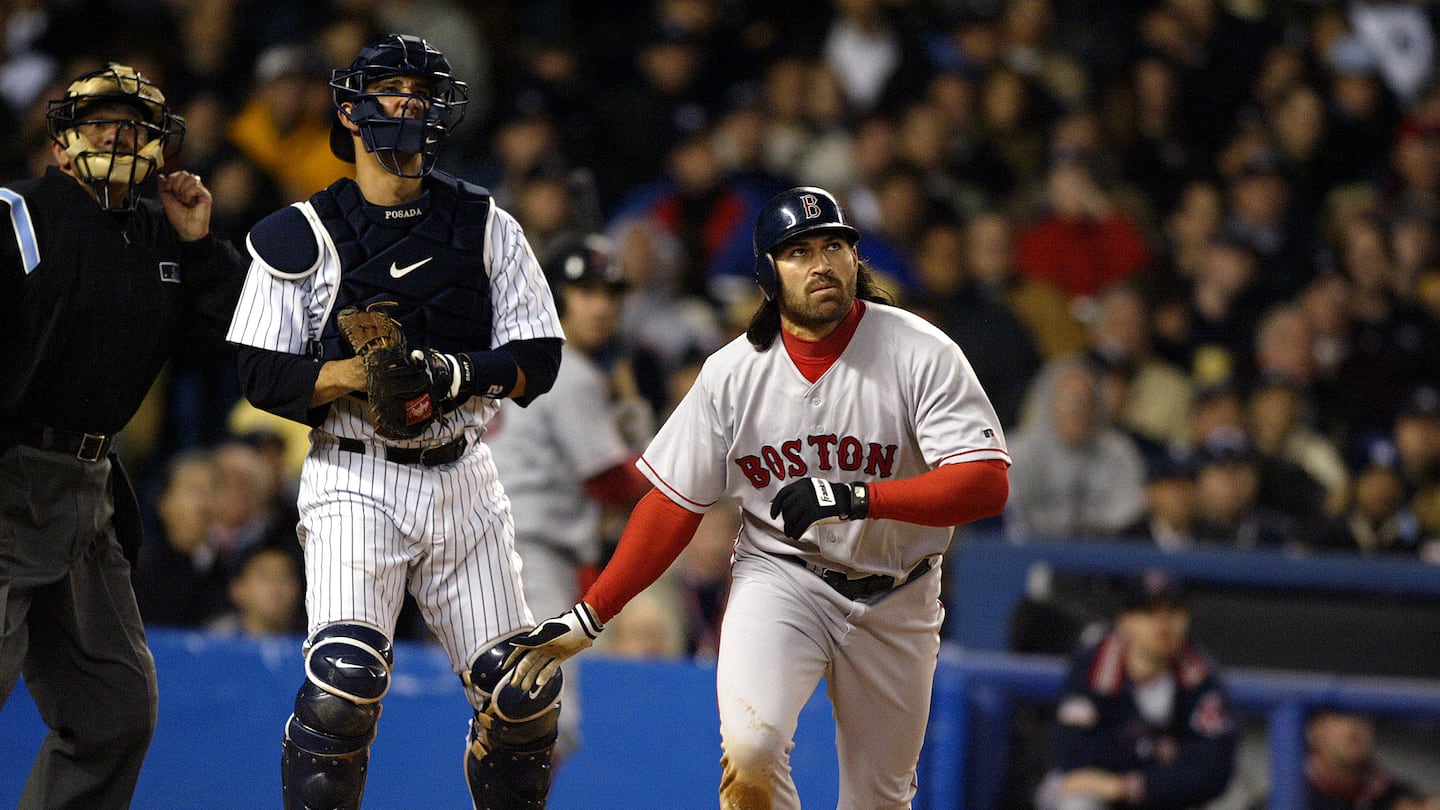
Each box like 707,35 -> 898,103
0,63 -> 243,807
1036,571 -> 1238,810
486,233 -> 654,761
224,35 -> 565,809
509,186 -> 1011,809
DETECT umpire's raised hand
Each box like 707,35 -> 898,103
505,602 -> 605,691
157,170 -> 211,241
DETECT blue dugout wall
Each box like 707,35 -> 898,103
4,535 -> 1438,808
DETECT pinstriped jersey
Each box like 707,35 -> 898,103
639,300 -> 1010,580
225,174 -> 562,446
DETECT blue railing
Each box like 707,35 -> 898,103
946,533 -> 1440,652
918,645 -> 1440,810
929,532 -> 1440,810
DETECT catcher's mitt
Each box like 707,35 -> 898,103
337,304 -> 435,440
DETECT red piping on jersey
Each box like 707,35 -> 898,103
869,460 -> 1008,526
636,456 -> 713,510
583,488 -> 703,623
936,447 -> 1011,464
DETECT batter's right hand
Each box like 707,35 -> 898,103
506,602 -> 604,692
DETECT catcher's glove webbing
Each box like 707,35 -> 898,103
337,303 -> 436,440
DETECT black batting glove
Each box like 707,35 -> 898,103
411,349 -> 475,412
769,478 -> 871,539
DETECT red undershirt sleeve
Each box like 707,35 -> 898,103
582,455 -> 652,507
582,488 -> 705,623
867,459 -> 1009,527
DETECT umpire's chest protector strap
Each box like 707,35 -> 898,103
307,174 -> 495,361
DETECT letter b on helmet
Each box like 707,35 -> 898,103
751,187 -> 859,299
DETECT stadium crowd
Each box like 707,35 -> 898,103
4,0 -> 1437,682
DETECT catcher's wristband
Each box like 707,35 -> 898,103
846,482 -> 870,520
464,350 -> 520,399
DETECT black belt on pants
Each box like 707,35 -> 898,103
3,423 -> 113,462
336,435 -> 467,467
785,555 -> 933,602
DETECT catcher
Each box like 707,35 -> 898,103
224,35 -> 565,809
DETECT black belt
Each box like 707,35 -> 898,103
786,556 -> 933,603
4,423 -> 112,462
335,435 -> 467,467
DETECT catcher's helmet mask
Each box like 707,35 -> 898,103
752,187 -> 860,300
46,63 -> 185,210
330,34 -> 469,178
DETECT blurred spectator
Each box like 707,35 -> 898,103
595,586 -> 687,660
208,441 -> 299,577
1322,32 -> 1403,189
820,0 -> 929,116
1007,359 -> 1147,540
1086,283 -> 1195,452
964,208 -> 1087,361
1120,54 -> 1201,215
607,125 -> 769,307
1220,146 -> 1315,306
675,505 -> 740,660
1247,375 -> 1350,519
133,450 -> 227,627
1332,214 -> 1436,425
1315,447 -> 1422,557
1391,384 -> 1440,490
589,22 -> 720,210
1035,570 -> 1238,810
1299,709 -> 1440,810
207,545 -> 305,638
1181,238 -> 1266,387
911,219 -> 1041,429
1191,426 -> 1300,550
980,65 -> 1049,185
1123,447 -> 1200,552
227,42 -> 351,201
609,215 -> 724,416
1014,156 -> 1153,307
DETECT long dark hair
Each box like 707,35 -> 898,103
745,261 -> 891,350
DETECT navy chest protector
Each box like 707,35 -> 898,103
310,174 -> 493,360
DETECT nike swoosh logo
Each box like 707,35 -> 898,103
390,257 -> 434,278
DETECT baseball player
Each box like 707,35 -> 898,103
486,234 -> 654,760
225,35 -> 566,809
1036,571 -> 1237,810
509,186 -> 1012,809
0,64 -> 242,807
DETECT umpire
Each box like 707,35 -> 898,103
0,63 -> 243,808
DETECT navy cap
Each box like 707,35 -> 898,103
1118,569 -> 1188,613
1194,426 -> 1258,467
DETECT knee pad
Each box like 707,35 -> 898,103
293,623 -> 394,739
282,624 -> 394,810
463,636 -> 564,809
464,635 -> 563,722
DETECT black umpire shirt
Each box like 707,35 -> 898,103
0,166 -> 244,433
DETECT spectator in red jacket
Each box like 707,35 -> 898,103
1015,157 -> 1153,306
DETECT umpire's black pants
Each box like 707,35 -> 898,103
0,445 -> 158,809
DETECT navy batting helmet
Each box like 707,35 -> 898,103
543,234 -> 627,317
752,187 -> 860,299
330,34 -> 469,178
